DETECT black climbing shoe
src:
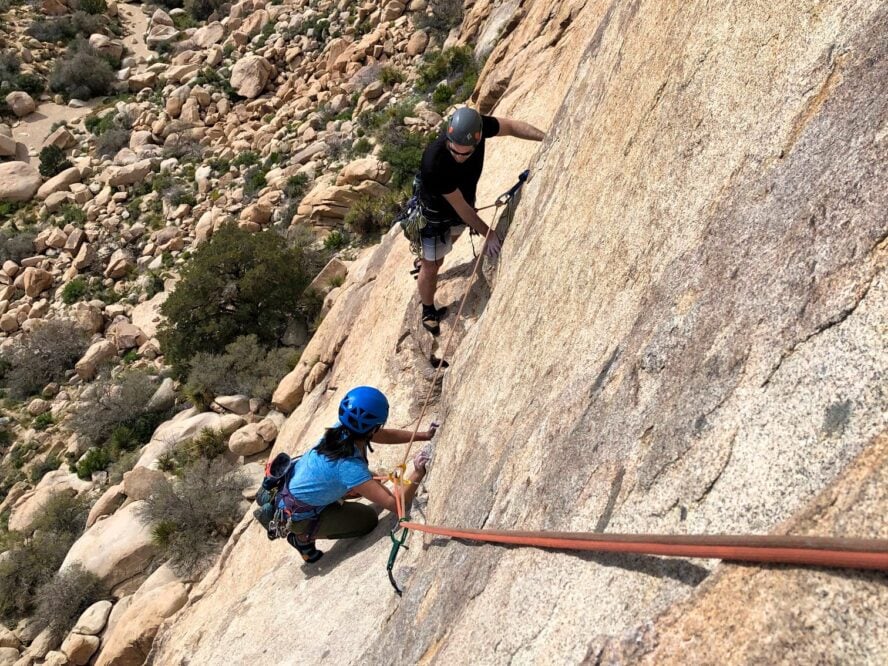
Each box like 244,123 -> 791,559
410,257 -> 421,280
421,305 -> 448,335
430,355 -> 449,369
287,533 -> 323,564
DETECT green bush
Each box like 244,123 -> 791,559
350,137 -> 372,156
79,0 -> 107,14
50,42 -> 115,100
56,203 -> 86,227
183,0 -> 225,21
344,193 -> 402,236
379,126 -> 434,189
242,165 -> 267,199
157,427 -> 227,476
416,46 -> 478,102
2,320 -> 88,399
185,334 -> 296,403
432,83 -> 454,110
13,72 -> 45,96
158,225 -> 312,375
0,230 -> 35,263
323,229 -> 348,250
140,458 -> 247,576
75,446 -> 113,479
34,564 -> 105,640
283,173 -> 309,200
38,145 -> 73,179
32,413 -> 55,432
232,151 -> 259,168
28,454 -> 61,483
27,12 -> 105,45
61,277 -> 86,305
379,66 -> 405,87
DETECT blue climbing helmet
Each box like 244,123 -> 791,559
338,386 -> 389,436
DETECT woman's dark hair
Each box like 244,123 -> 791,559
316,425 -> 370,461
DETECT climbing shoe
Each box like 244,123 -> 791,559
421,304 -> 447,335
287,533 -> 323,564
410,257 -> 422,280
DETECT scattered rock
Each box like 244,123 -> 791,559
5,91 -> 35,118
86,484 -> 126,528
75,340 -> 118,380
228,421 -> 272,456
61,633 -> 100,666
214,395 -> 251,415
230,55 -> 273,99
104,249 -> 134,279
73,600 -> 114,636
22,267 -> 53,297
36,166 -> 82,200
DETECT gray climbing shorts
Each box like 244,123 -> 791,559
420,225 -> 466,261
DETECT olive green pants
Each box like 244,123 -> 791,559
289,501 -> 378,540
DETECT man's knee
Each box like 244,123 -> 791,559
420,258 -> 441,273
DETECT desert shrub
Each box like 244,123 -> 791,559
323,229 -> 348,251
95,127 -> 131,157
68,371 -> 161,447
31,413 -> 55,432
33,564 -> 105,640
379,66 -> 405,87
2,320 -> 88,399
29,454 -> 60,482
75,446 -> 113,479
379,126 -> 434,189
184,0 -> 225,21
61,277 -> 87,304
283,173 -> 309,200
414,0 -> 464,36
0,51 -> 20,84
13,72 -> 44,96
107,448 -> 140,484
157,427 -> 227,476
158,225 -> 312,375
242,165 -> 267,199
0,493 -> 90,623
0,230 -> 35,263
38,145 -> 73,178
350,137 -> 372,156
50,42 -> 115,100
141,458 -> 247,576
27,12 -> 105,44
185,335 -> 295,403
232,151 -> 259,168
79,0 -> 107,14
344,192 -> 402,236
432,83 -> 454,110
415,46 -> 478,103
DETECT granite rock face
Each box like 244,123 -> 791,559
152,1 -> 887,664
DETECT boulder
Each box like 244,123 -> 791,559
122,466 -> 168,501
230,55 -> 272,99
0,627 -> 20,650
214,395 -> 250,415
271,363 -> 309,413
72,243 -> 97,271
150,9 -> 173,26
0,132 -> 17,157
86,483 -> 126,528
0,162 -> 41,202
407,30 -> 429,56
5,91 -> 35,118
73,600 -> 113,636
239,9 -> 269,38
193,21 -> 225,48
107,320 -> 148,350
44,190 -> 74,213
94,582 -> 187,666
26,398 -> 50,416
307,257 -> 348,294
106,160 -> 153,187
7,471 -> 91,534
146,24 -> 179,48
0,647 -> 18,665
22,267 -> 53,297
75,340 -> 117,380
228,422 -> 271,456
104,249 -> 134,279
61,633 -> 100,666
335,157 -> 391,186
61,500 -> 157,591
39,0 -> 66,14
89,33 -> 124,61
381,0 -> 406,22
37,166 -> 82,200
42,650 -> 68,666
44,126 -> 77,150
70,301 -> 104,334
129,70 -> 158,92
146,377 -> 176,413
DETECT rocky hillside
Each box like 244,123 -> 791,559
2,0 -> 887,664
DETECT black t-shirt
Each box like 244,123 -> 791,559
418,115 -> 500,223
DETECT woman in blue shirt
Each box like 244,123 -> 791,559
286,386 -> 434,563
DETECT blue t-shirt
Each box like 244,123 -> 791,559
285,445 -> 372,521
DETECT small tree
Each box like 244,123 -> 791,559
158,225 -> 311,375
34,565 -> 105,640
50,41 -> 115,100
38,145 -> 73,178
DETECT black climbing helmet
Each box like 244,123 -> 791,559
447,107 -> 483,147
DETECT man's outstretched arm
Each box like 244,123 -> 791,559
495,117 -> 545,141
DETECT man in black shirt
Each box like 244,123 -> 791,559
416,107 -> 545,334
